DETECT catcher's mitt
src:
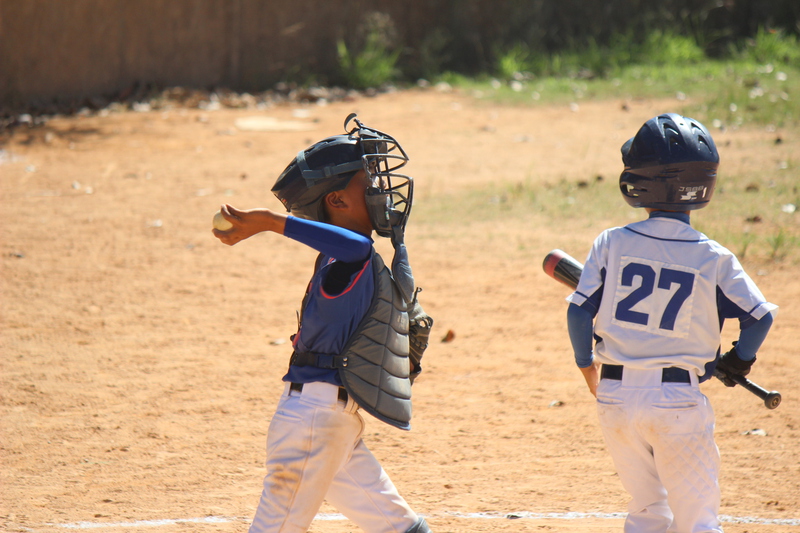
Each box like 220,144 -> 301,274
408,289 -> 433,384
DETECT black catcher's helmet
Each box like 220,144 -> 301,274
271,113 -> 412,237
619,113 -> 719,210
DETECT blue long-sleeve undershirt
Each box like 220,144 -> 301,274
734,311 -> 772,360
567,303 -> 595,368
566,302 -> 774,368
283,216 -> 372,263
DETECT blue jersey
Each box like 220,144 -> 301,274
281,217 -> 374,386
567,211 -> 777,376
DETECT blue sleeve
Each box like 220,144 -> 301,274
567,303 -> 595,368
735,311 -> 774,361
284,216 -> 372,263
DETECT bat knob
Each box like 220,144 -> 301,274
764,391 -> 781,410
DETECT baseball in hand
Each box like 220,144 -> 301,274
213,210 -> 234,231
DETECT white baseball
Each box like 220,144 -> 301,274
213,210 -> 233,231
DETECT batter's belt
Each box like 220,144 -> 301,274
601,364 -> 691,383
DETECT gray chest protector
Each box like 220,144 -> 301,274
291,241 -> 432,431
339,243 -> 433,430
338,252 -> 414,430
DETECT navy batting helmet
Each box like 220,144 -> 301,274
271,113 -> 412,237
619,113 -> 719,210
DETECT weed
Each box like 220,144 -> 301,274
640,31 -> 705,65
736,232 -> 757,260
436,29 -> 799,128
735,28 -> 800,65
766,229 -> 789,261
496,44 -> 531,80
337,15 -> 401,90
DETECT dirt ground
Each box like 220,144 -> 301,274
1,89 -> 799,533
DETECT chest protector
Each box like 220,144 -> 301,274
338,252 -> 414,430
291,250 -> 415,430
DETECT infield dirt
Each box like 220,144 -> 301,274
2,89 -> 798,532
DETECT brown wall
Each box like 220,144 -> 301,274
2,1 -> 234,108
0,0 -> 427,110
2,0 -> 797,112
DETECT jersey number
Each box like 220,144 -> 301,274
614,263 -> 695,331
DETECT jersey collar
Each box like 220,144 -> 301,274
648,210 -> 691,225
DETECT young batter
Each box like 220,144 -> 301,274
213,114 -> 433,533
566,113 -> 776,532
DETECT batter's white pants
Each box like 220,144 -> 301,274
596,368 -> 722,533
249,382 -> 420,533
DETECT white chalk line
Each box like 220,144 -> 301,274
49,511 -> 800,529
448,511 -> 800,525
54,516 -> 238,529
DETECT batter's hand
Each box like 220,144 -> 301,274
212,204 -> 287,245
580,361 -> 600,397
716,343 -> 755,387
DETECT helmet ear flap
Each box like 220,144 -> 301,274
619,171 -> 644,203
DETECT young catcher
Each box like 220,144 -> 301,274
565,113 -> 776,532
213,114 -> 433,533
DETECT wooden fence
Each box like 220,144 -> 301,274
1,0 -> 796,112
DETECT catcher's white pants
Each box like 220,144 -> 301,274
596,367 -> 722,533
249,382 -> 420,533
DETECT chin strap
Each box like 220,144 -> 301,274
390,224 -> 415,304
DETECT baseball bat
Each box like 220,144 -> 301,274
542,248 -> 782,410
542,248 -> 583,289
716,372 -> 781,409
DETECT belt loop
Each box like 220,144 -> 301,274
601,364 -> 623,380
661,367 -> 691,384
337,387 -> 349,403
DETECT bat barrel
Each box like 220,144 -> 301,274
543,249 -> 583,289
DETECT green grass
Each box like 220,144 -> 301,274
414,174 -> 629,239
413,29 -> 800,265
415,170 -> 800,266
435,30 -> 800,129
694,169 -> 800,264
437,60 -> 799,129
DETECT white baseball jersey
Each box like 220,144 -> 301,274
567,214 -> 777,376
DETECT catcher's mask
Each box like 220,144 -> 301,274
271,113 -> 413,237
619,113 -> 719,211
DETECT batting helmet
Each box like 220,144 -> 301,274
271,113 -> 412,237
619,113 -> 719,210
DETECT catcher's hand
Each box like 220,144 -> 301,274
716,343 -> 756,387
408,291 -> 433,384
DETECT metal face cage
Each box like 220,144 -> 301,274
345,113 -> 414,237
